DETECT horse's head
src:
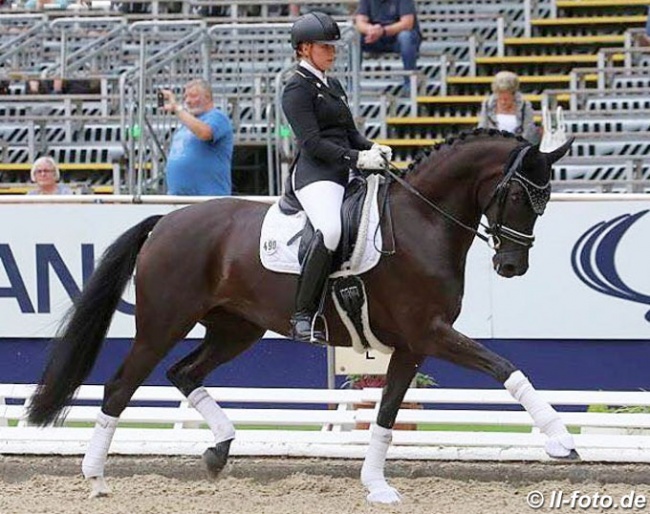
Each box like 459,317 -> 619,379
483,137 -> 573,278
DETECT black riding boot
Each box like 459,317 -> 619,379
291,231 -> 333,344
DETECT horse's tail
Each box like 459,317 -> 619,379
27,215 -> 164,426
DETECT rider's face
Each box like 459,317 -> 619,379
304,43 -> 336,72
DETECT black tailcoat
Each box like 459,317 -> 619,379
281,65 -> 373,190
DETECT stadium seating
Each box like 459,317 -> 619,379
1,0 -> 649,194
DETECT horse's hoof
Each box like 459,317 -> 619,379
87,476 -> 111,498
554,449 -> 581,461
545,434 -> 577,459
366,486 -> 402,505
202,439 -> 233,478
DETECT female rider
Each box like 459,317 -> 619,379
282,12 -> 391,343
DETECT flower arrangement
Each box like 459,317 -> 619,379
342,372 -> 436,390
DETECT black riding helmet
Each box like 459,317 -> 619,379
291,11 -> 341,50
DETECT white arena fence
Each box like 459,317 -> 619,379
2,384 -> 650,462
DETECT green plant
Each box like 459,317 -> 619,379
342,372 -> 436,390
587,402 -> 650,415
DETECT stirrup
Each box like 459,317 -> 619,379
291,313 -> 327,344
310,312 -> 329,344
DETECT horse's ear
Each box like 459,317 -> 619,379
541,136 -> 575,165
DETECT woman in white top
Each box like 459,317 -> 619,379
477,71 -> 538,143
27,156 -> 72,195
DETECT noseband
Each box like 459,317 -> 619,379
381,143 -> 550,251
483,145 -> 551,250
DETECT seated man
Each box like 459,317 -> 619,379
354,0 -> 422,93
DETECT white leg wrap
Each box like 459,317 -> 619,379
188,387 -> 235,443
82,411 -> 118,480
361,425 -> 401,504
505,370 -> 575,457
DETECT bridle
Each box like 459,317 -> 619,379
482,144 -> 551,249
381,143 -> 550,251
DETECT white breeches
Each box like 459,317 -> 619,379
295,180 -> 345,251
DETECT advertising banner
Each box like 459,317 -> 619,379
1,199 -> 649,339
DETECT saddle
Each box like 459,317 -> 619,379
279,175 -> 369,270
274,175 -> 393,355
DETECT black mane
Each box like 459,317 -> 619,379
406,128 -> 529,174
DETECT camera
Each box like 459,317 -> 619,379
157,91 -> 165,108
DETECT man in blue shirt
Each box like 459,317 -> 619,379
161,79 -> 233,196
355,0 -> 422,94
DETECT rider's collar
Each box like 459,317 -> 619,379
299,60 -> 328,87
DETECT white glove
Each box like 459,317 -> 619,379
372,143 -> 393,163
356,146 -> 386,170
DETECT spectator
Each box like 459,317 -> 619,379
28,157 -> 72,195
51,78 -> 64,94
477,71 -> 539,143
354,0 -> 422,94
282,12 -> 390,343
161,79 -> 233,196
26,79 -> 42,94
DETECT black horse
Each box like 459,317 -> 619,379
28,129 -> 576,503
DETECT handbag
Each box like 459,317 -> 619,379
540,105 -> 569,152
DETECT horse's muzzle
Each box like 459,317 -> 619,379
493,250 -> 529,278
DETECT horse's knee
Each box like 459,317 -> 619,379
166,364 -> 202,397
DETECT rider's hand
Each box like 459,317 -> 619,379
372,143 -> 393,163
357,146 -> 386,170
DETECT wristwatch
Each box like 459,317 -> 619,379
175,105 -> 185,114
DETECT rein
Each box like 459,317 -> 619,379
381,162 -> 492,245
379,143 -> 540,250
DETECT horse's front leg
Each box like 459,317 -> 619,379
361,348 -> 424,505
425,319 -> 579,460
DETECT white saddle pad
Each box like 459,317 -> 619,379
259,175 -> 383,276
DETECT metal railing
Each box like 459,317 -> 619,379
42,17 -> 129,77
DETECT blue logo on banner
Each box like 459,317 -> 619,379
0,243 -> 135,315
571,210 -> 650,322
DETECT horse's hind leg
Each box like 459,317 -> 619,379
424,320 -> 578,460
82,309 -> 199,498
81,336 -> 183,497
166,310 -> 264,477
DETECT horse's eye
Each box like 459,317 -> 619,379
510,191 -> 523,203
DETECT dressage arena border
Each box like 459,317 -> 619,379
5,455 -> 650,487
2,384 -> 650,463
